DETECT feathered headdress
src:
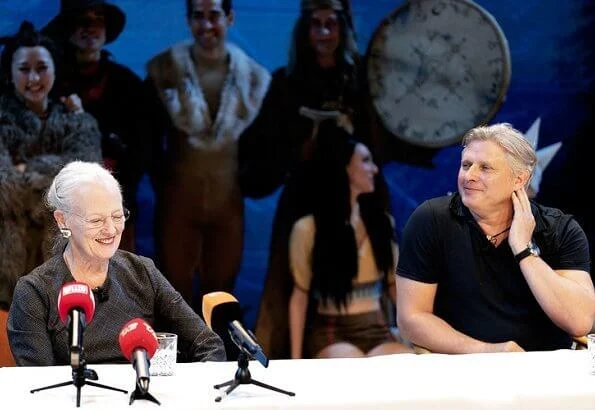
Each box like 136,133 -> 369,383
301,0 -> 355,32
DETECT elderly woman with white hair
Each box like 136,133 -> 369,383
7,161 -> 226,366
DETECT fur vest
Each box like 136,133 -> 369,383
0,93 -> 102,307
147,42 -> 270,168
147,42 -> 270,210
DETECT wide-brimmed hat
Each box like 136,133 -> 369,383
43,0 -> 126,44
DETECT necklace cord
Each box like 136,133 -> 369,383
486,226 -> 511,245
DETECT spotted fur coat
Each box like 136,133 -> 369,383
0,93 -> 102,308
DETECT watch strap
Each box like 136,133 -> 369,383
514,247 -> 533,263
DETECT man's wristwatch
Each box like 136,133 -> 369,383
514,240 -> 541,263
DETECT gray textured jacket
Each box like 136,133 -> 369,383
8,250 -> 226,365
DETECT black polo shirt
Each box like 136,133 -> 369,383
397,193 -> 591,351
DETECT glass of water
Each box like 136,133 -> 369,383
150,332 -> 177,376
588,334 -> 595,374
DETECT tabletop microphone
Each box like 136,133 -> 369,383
202,291 -> 269,367
203,292 -> 295,401
31,283 -> 126,405
57,282 -> 95,368
118,318 -> 159,395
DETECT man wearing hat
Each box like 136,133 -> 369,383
43,0 -> 149,252
145,0 -> 270,333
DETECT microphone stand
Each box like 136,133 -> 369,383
129,384 -> 160,406
31,354 -> 127,407
213,351 -> 295,402
129,351 -> 160,406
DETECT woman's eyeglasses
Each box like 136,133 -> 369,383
66,208 -> 130,230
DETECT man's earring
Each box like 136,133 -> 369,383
60,228 -> 72,239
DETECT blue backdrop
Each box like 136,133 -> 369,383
1,0 -> 592,329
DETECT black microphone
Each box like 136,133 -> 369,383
228,320 -> 269,367
202,292 -> 269,367
57,282 -> 96,368
92,285 -> 109,303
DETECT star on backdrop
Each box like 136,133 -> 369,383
523,117 -> 563,197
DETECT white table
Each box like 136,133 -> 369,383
1,350 -> 594,409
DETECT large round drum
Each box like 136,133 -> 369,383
367,0 -> 511,148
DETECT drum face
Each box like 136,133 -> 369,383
367,0 -> 511,148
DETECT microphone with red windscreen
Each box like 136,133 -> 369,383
57,282 -> 95,368
118,318 -> 159,397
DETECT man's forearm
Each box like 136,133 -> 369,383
399,312 -> 497,354
520,258 -> 595,336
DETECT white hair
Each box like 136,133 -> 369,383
462,123 -> 537,179
46,161 -> 122,213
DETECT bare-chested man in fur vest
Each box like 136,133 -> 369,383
145,0 -> 270,320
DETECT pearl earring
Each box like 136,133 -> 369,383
60,228 -> 72,239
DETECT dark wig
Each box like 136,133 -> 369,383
0,21 -> 60,96
286,5 -> 360,103
186,0 -> 233,17
309,121 -> 395,309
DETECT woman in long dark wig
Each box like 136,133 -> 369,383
286,0 -> 360,116
240,0 -> 364,192
288,124 -> 412,359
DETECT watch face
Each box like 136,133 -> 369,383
366,0 -> 511,148
529,241 -> 541,257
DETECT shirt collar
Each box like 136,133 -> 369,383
448,192 -> 546,234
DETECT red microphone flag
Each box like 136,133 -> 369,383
57,281 -> 96,324
118,318 -> 159,362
